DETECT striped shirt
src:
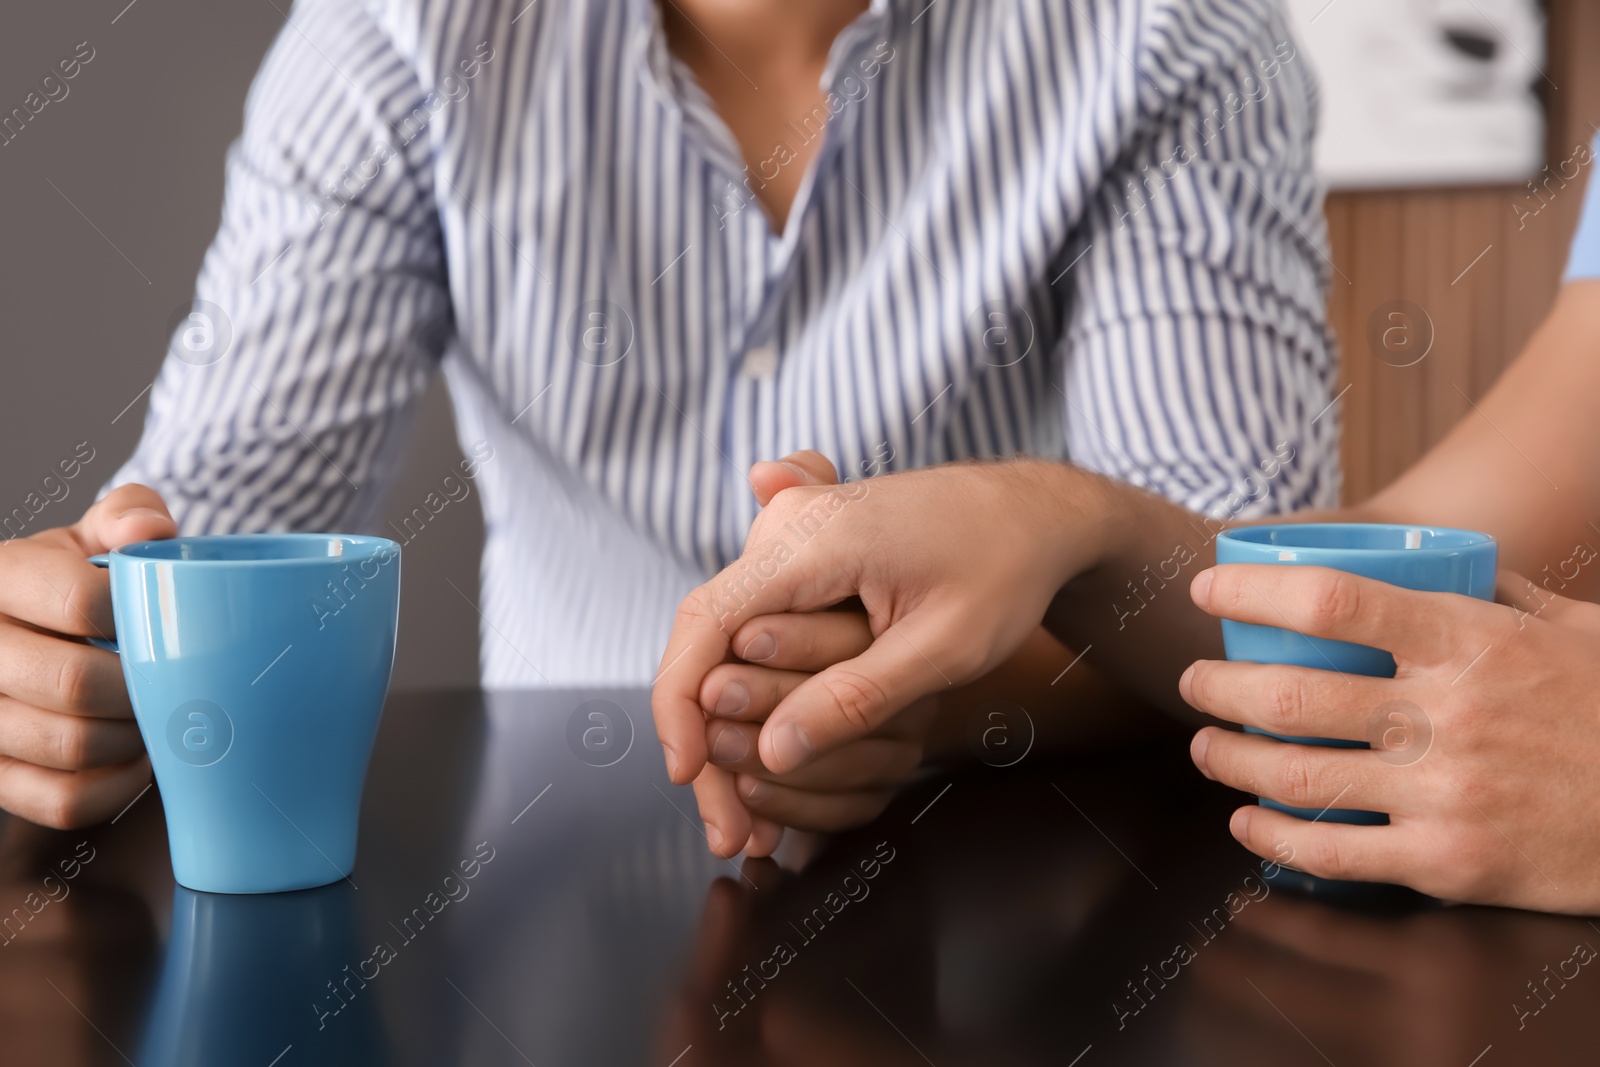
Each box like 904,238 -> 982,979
110,0 -> 1340,686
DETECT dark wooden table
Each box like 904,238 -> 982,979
2,688 -> 1596,1065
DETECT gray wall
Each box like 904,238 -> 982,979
0,2 -> 481,688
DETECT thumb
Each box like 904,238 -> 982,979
1495,568 -> 1585,626
749,450 -> 840,507
74,484 -> 178,555
757,627 -> 946,774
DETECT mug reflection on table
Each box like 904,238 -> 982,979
140,882 -> 387,1066
1213,524 -> 1496,893
90,534 -> 401,894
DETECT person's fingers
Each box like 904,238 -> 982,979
708,718 -> 922,790
0,698 -> 143,770
742,816 -> 786,859
748,450 -> 840,506
0,540 -> 118,638
736,774 -> 895,833
757,631 -> 946,774
0,753 -> 151,829
729,611 -> 874,672
652,489 -> 860,783
701,664 -> 809,723
1191,728 -> 1398,813
654,593 -> 731,783
1180,660 -> 1397,742
68,484 -> 177,556
707,719 -> 760,767
1191,564 -> 1506,667
691,764 -> 753,858
1228,801 -> 1410,885
0,622 -> 133,718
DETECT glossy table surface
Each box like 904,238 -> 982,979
3,688 -> 1598,1066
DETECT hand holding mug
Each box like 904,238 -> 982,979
0,485 -> 174,827
1184,560 -> 1600,913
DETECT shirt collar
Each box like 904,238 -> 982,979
823,0 -> 895,90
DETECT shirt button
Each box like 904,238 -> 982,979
741,344 -> 778,380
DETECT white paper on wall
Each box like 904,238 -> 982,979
1286,0 -> 1546,189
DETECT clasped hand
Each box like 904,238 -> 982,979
652,453 -> 1101,858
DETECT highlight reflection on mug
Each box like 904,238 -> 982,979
165,700 -> 234,767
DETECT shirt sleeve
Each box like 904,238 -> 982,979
1563,138 -> 1600,281
1057,0 -> 1338,520
105,0 -> 452,534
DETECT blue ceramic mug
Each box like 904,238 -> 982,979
90,534 -> 400,893
1214,523 -> 1496,836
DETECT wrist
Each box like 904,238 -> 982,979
1009,460 -> 1125,589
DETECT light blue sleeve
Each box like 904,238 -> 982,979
1564,137 -> 1600,281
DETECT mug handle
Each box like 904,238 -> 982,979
86,554 -> 118,653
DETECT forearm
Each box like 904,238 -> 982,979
1354,283 -> 1600,601
1036,468 -> 1226,719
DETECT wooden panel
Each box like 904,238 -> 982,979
1327,0 -> 1600,503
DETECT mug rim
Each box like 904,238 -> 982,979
1216,522 -> 1496,558
108,533 -> 400,566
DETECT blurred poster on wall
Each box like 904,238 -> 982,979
1286,0 -> 1545,188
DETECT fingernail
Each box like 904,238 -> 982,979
742,777 -> 768,803
740,633 -> 777,662
714,682 -> 749,717
779,462 -> 809,481
1190,730 -> 1212,778
1230,806 -> 1252,840
1191,568 -> 1215,607
706,822 -> 725,853
1178,663 -> 1196,703
710,726 -> 750,765
125,507 -> 170,525
770,722 -> 813,772
662,743 -> 680,780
